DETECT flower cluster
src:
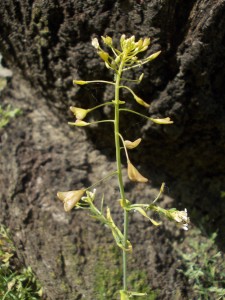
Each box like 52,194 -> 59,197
168,208 -> 189,231
92,35 -> 161,73
152,205 -> 190,231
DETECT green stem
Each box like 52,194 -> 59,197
114,56 -> 129,292
86,80 -> 115,85
91,120 -> 114,125
119,108 -> 150,120
119,85 -> 136,97
86,171 -> 118,191
2,291 -> 10,300
118,132 -> 129,162
68,120 -> 114,126
89,101 -> 113,112
123,209 -> 129,291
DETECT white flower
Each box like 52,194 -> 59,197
170,208 -> 189,231
181,223 -> 189,231
81,189 -> 96,202
89,188 -> 96,199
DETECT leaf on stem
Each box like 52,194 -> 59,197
137,208 -> 161,226
106,208 -> 132,252
128,206 -> 161,226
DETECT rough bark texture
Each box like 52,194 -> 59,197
1,0 -> 225,299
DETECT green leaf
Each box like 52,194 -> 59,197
132,207 -> 161,226
107,208 -> 132,252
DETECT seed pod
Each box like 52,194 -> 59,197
57,190 -> 85,212
127,161 -> 148,183
124,138 -> 142,149
150,117 -> 173,124
134,95 -> 150,108
71,120 -> 90,126
70,106 -> 89,120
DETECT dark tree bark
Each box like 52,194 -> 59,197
1,1 -> 225,299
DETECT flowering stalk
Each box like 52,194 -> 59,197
113,52 -> 132,291
57,34 -> 189,299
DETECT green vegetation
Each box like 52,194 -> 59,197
93,245 -> 158,300
0,54 -> 34,298
0,104 -> 21,128
178,228 -> 225,300
0,53 -> 21,128
0,225 -> 43,300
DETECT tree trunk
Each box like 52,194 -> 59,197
1,1 -> 225,299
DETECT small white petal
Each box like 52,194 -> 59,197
182,224 -> 189,231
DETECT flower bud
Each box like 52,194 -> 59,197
73,80 -> 87,85
92,37 -> 99,49
135,39 -> 143,49
150,117 -> 173,124
138,73 -> 144,82
120,34 -> 126,43
101,35 -> 112,46
124,138 -> 142,149
98,51 -> 109,62
70,106 -> 89,120
120,34 -> 126,49
141,46 -> 148,52
146,51 -> 161,62
57,190 -> 85,212
130,35 -> 135,43
127,161 -> 148,183
131,56 -> 138,62
142,37 -> 150,47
